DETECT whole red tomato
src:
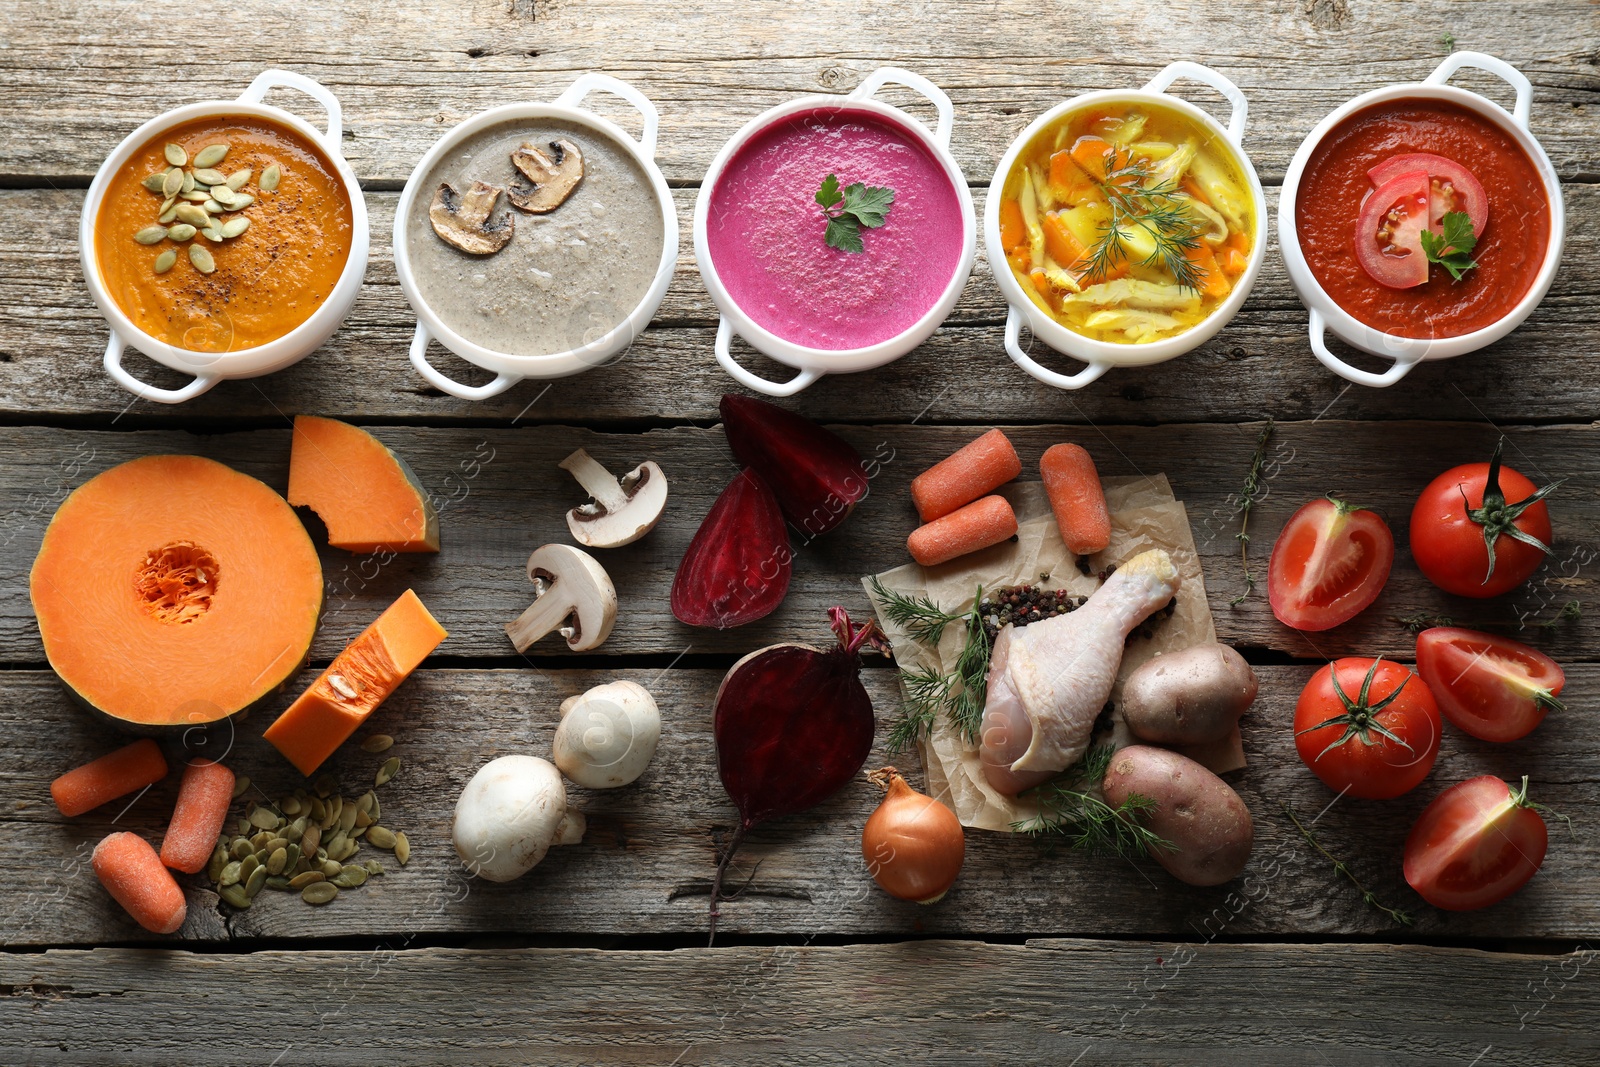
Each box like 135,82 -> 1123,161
1410,438 -> 1561,598
1294,658 -> 1441,799
1404,775 -> 1551,911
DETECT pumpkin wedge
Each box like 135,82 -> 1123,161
265,589 -> 446,776
288,416 -> 440,553
30,455 -> 322,731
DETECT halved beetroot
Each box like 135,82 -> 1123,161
671,468 -> 792,629
720,395 -> 869,538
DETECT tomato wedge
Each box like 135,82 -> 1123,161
1353,169 -> 1432,288
1404,775 -> 1549,911
1267,498 -> 1394,631
1415,627 -> 1565,742
1368,153 -> 1488,237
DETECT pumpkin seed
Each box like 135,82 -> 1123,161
325,829 -> 348,855
313,773 -> 338,799
209,183 -> 238,206
221,217 -> 250,238
354,810 -> 373,829
363,860 -> 384,876
281,796 -> 303,817
159,194 -> 177,211
239,853 -> 261,882
264,875 -> 291,892
300,825 -> 321,858
376,757 -> 400,788
292,856 -> 312,876
181,169 -> 196,195
189,244 -> 215,274
338,801 -> 358,835
180,189 -> 211,202
249,806 -> 281,831
309,797 -> 327,823
153,249 -> 177,274
284,843 -> 302,869
164,143 -> 187,166
230,836 -> 253,858
219,860 -> 243,887
175,203 -> 209,227
263,836 -> 288,855
167,223 -> 197,242
133,225 -> 167,245
158,206 -> 179,224
332,866 -> 368,889
325,795 -> 343,828
370,794 -> 380,821
302,882 -> 339,905
162,168 -> 184,197
266,847 -> 288,875
244,865 -> 268,898
203,226 -> 225,243
193,143 -> 229,168
142,172 -> 170,193
225,168 -> 251,191
285,817 -> 307,842
366,825 -> 396,850
219,883 -> 251,909
192,167 -> 228,186
336,838 -> 359,862
230,775 -> 250,799
360,735 -> 394,754
229,193 -> 255,210
202,199 -> 224,214
394,831 -> 410,866
355,791 -> 375,814
206,844 -> 228,881
237,818 -> 250,836
320,858 -> 343,878
260,163 -> 280,191
288,870 -> 325,889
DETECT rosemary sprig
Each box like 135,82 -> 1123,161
1082,151 -> 1204,291
1229,419 -> 1275,607
1279,801 -> 1414,927
1013,746 -> 1171,858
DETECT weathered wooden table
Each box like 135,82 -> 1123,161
3,1 -> 1598,1062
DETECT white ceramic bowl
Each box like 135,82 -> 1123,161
986,62 -> 1268,391
80,70 -> 370,404
395,73 -> 677,401
694,67 -> 977,397
1279,52 -> 1566,388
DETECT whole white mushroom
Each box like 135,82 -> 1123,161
453,755 -> 585,882
552,680 -> 661,789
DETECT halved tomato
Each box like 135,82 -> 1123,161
1267,497 -> 1395,631
1353,169 -> 1432,289
1368,153 -> 1488,237
1415,627 -> 1564,742
1404,775 -> 1549,911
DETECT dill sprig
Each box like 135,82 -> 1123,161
1279,801 -> 1414,928
1082,152 -> 1204,291
871,578 -> 990,750
1229,419 -> 1275,607
868,576 -> 963,644
1013,745 -> 1171,857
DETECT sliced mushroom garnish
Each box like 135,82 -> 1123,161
429,180 -> 514,255
507,138 -> 584,214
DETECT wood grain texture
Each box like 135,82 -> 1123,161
2,0 -> 1597,184
3,940 -> 1597,1065
7,663 -> 1598,946
5,183 -> 1597,424
3,422 -> 1595,664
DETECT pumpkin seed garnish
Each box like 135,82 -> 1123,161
366,825 -> 397,850
202,199 -> 224,214
162,168 -> 184,198
189,244 -> 216,274
193,143 -> 229,169
220,883 -> 251,909
181,169 -> 196,195
142,172 -> 170,193
159,194 -> 177,212
167,223 -> 197,242
164,143 -> 187,167
260,163 -> 281,192
133,225 -> 167,245
228,193 -> 255,210
394,831 -> 411,866
153,249 -> 177,274
180,189 -> 211,202
288,870 -> 326,890
209,184 -> 238,207
376,757 -> 400,788
158,206 -> 179,224
360,735 -> 394,754
192,167 -> 228,186
221,217 -> 250,239
225,169 -> 252,191
302,882 -> 339,905
203,226 -> 225,243
175,203 -> 209,227
244,864 -> 269,898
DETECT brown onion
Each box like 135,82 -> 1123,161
861,767 -> 965,904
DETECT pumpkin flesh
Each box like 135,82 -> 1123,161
288,416 -> 439,553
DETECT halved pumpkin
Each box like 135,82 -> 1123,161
264,589 -> 446,776
30,455 -> 323,731
288,416 -> 440,553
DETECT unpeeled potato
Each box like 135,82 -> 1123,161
1102,745 -> 1252,886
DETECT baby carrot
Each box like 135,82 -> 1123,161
51,739 -> 168,817
160,760 -> 235,874
908,495 -> 1019,567
910,429 -> 1022,523
93,831 -> 187,935
1041,443 -> 1111,555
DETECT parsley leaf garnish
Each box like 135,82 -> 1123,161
1419,210 -> 1479,282
816,173 -> 895,253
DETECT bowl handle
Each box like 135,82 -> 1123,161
555,73 -> 661,159
1425,51 -> 1532,128
1307,309 -> 1421,388
409,323 -> 519,401
1003,307 -> 1110,390
103,332 -> 221,404
238,69 -> 344,145
849,67 -> 954,147
1143,61 -> 1248,143
714,318 -> 822,397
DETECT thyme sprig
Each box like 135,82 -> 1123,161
1229,419 -> 1275,607
1013,745 -> 1171,858
1082,151 -> 1204,291
1279,801 -> 1414,927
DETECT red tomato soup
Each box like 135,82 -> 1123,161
1295,99 -> 1550,339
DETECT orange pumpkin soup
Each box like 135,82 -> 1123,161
94,115 -> 353,352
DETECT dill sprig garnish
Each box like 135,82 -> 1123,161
1229,419 -> 1275,607
871,577 -> 990,751
1082,151 -> 1204,291
1013,745 -> 1171,857
1279,801 -> 1414,928
867,576 -> 964,645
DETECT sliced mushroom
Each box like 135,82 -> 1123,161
504,543 -> 617,652
559,449 -> 668,549
507,138 -> 584,213
430,180 -> 513,255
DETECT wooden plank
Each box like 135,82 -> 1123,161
2,940 -> 1596,1064
5,181 -> 1598,424
1,1 -> 1596,184
7,663 -> 1598,946
2,422 -> 1595,664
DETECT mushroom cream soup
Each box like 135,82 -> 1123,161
405,118 -> 664,358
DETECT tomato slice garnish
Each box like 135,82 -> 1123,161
1367,152 -> 1488,237
1404,775 -> 1549,912
1415,627 -> 1565,742
1353,169 -> 1432,289
1267,498 -> 1395,631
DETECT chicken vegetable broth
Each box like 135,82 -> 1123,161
406,118 -> 663,357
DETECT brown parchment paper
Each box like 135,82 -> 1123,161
862,475 -> 1246,833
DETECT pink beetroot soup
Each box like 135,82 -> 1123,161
706,107 -> 965,350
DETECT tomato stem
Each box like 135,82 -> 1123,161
1465,437 -> 1563,586
1295,658 -> 1417,762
